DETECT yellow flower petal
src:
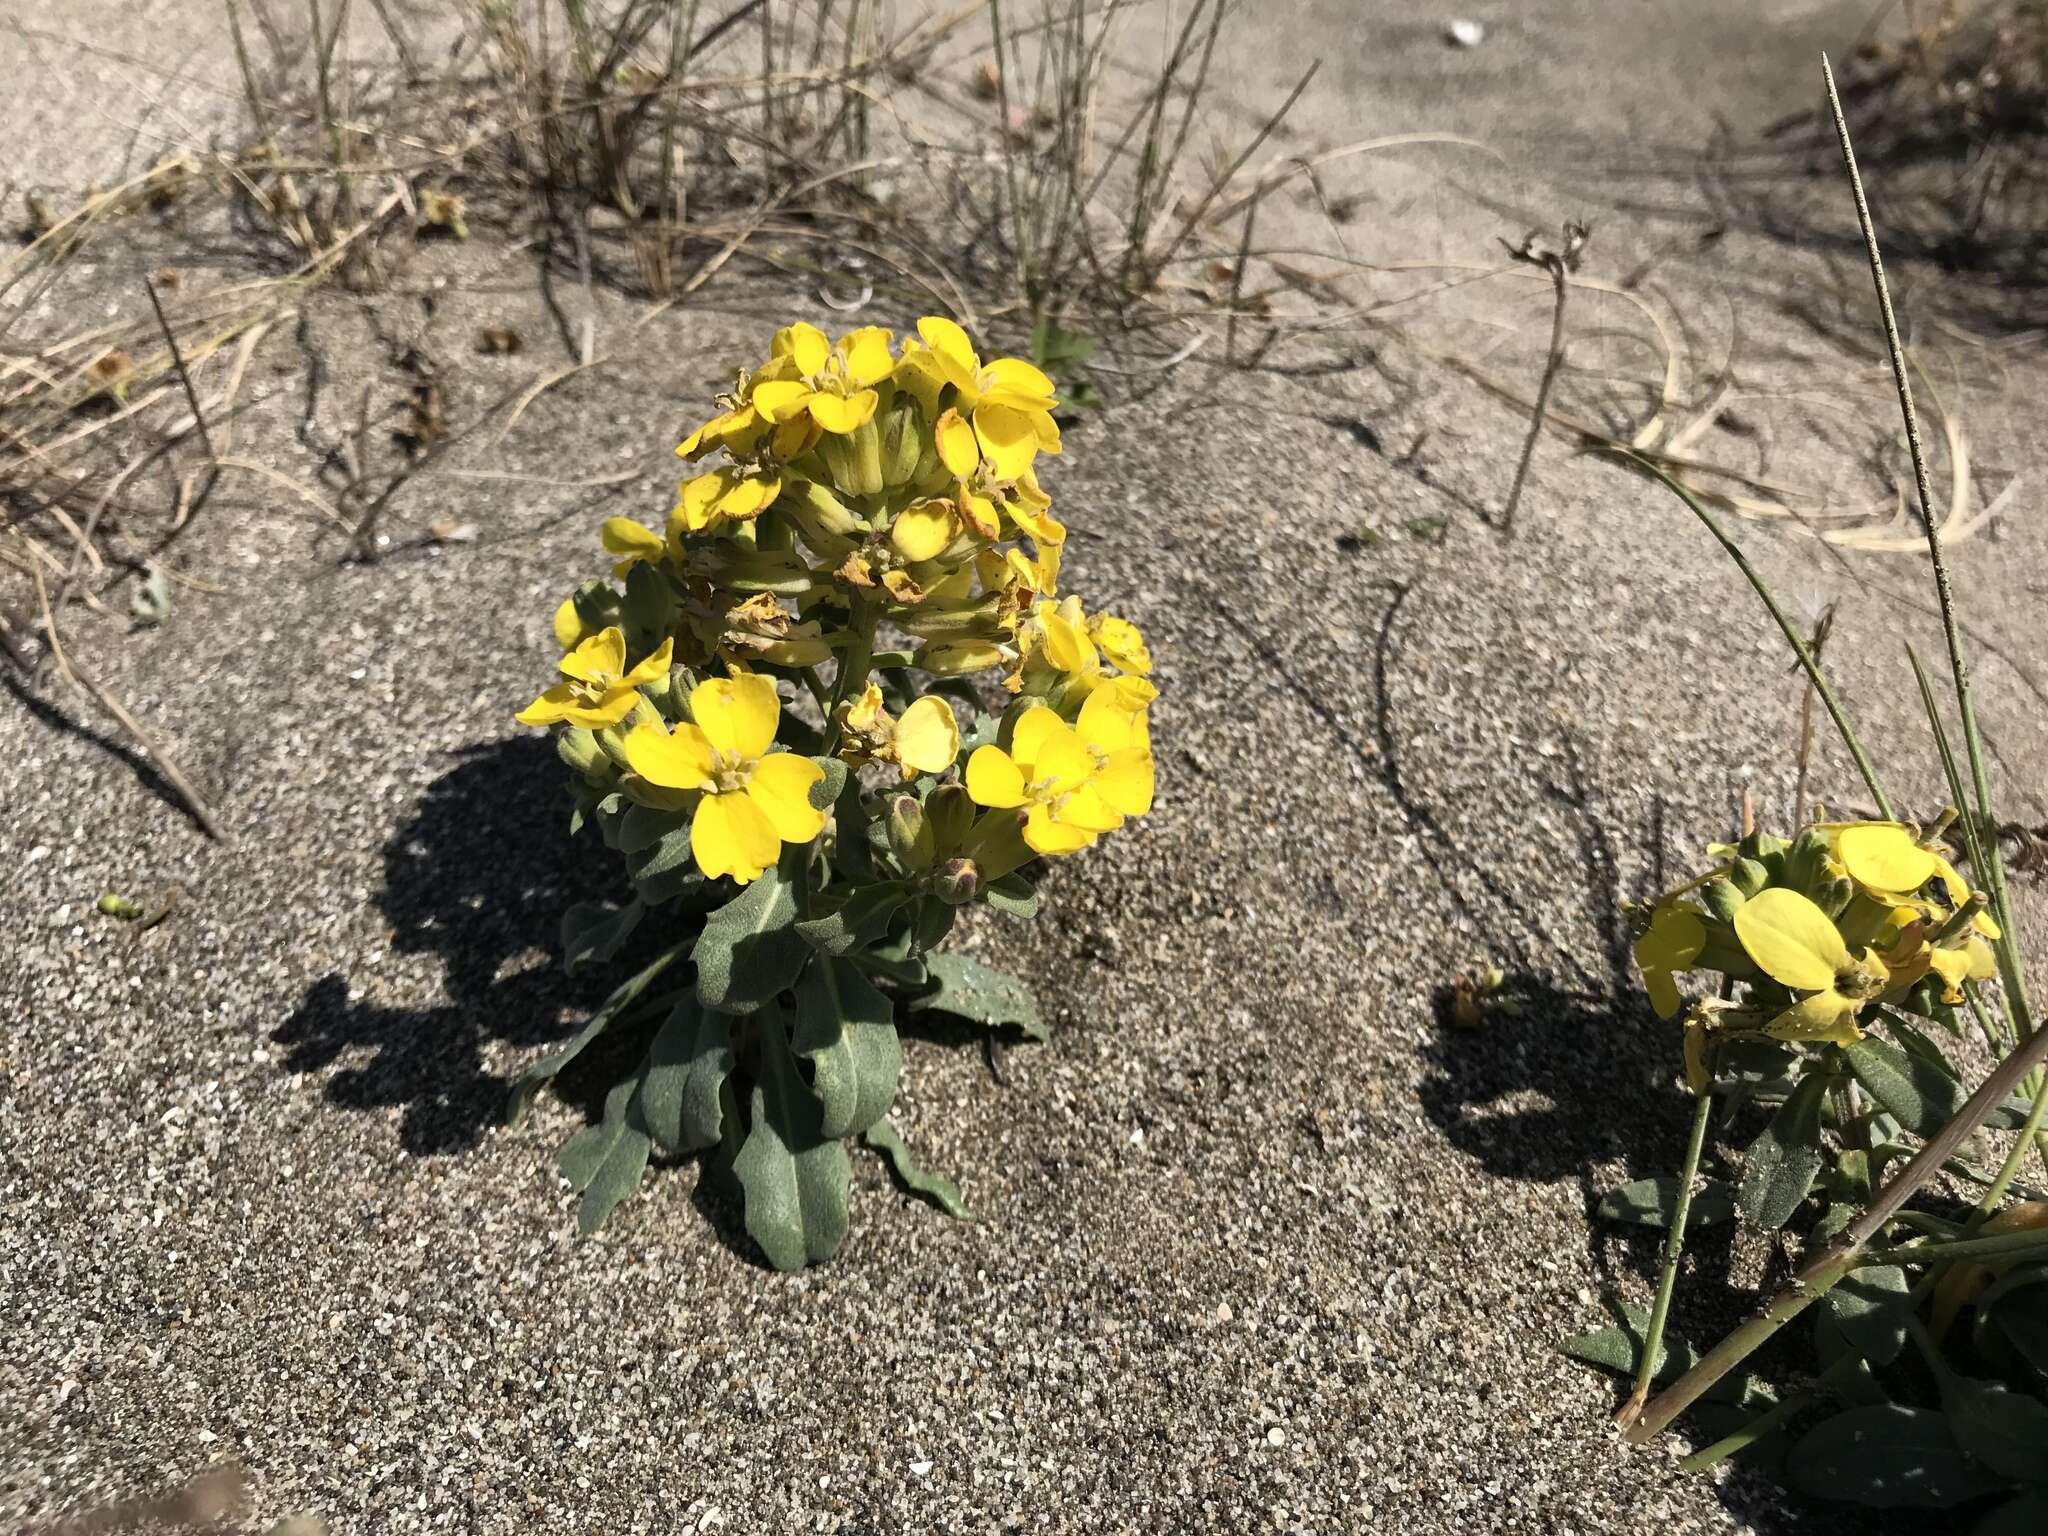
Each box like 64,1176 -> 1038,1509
966,745 -> 1027,808
1735,888 -> 1853,992
808,389 -> 877,435
1837,823 -> 1940,896
516,683 -> 579,726
916,315 -> 980,389
895,696 -> 961,775
745,752 -> 827,842
1037,607 -> 1096,676
602,517 -> 664,561
623,719 -> 715,789
935,407 -> 980,479
690,672 -> 780,761
621,635 -> 675,688
978,356 -> 1057,405
553,596 -> 589,650
1092,747 -> 1153,817
751,379 -> 813,423
691,790 -> 781,884
839,326 -> 896,387
775,322 -> 831,376
1008,705 -> 1066,777
1089,613 -> 1151,675
972,402 -> 1039,481
1023,802 -> 1095,854
558,627 -> 626,684
891,500 -> 959,563
1763,989 -> 1864,1045
1029,726 -> 1094,795
563,689 -> 641,729
1634,905 -> 1706,1021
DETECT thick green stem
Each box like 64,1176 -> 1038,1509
1865,1227 -> 2048,1267
1609,451 -> 1891,820
1617,1083 -> 1717,1427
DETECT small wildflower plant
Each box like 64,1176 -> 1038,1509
505,317 -> 1157,1269
1559,67 -> 2048,1516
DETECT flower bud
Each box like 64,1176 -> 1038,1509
888,794 -> 936,872
1702,879 -> 1745,924
915,637 -> 1006,675
1782,828 -> 1830,895
1729,857 -> 1769,897
877,395 -> 936,488
556,726 -> 607,778
818,417 -> 885,497
932,857 -> 979,905
914,783 -> 969,852
1817,874 -> 1855,919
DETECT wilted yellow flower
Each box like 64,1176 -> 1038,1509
1733,888 -> 1889,1044
621,673 -> 825,884
838,686 -> 961,779
677,400 -> 769,461
1089,612 -> 1152,676
673,465 -> 783,537
1821,819 -> 1999,940
517,627 -> 673,729
901,316 -> 1061,481
751,322 -> 894,435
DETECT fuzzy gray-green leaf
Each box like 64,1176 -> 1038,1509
1941,1374 -> 2048,1484
911,951 -> 1045,1041
1787,1405 -> 2007,1508
1825,1263 -> 1913,1368
561,898 -> 644,976
1596,1175 -> 1738,1230
1738,1069 -> 1829,1230
864,1119 -> 973,1220
795,882 -> 909,958
558,1076 -> 653,1235
639,996 -> 733,1153
793,955 -> 901,1139
505,948 -> 679,1128
732,1011 -> 851,1270
1846,1036 -> 1968,1139
693,854 -> 807,1011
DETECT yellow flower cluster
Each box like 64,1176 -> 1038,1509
1634,819 -> 1998,1082
517,315 -> 1159,883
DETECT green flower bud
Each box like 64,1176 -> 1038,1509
932,857 -> 979,906
924,783 -> 974,853
1703,880 -> 1745,924
1782,828 -> 1830,895
1817,873 -> 1855,919
888,794 -> 936,872
1729,857 -> 1769,897
556,726 -> 608,778
877,395 -> 935,488
817,417 -> 885,497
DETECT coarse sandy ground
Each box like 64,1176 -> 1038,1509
5,2 -> 2048,1533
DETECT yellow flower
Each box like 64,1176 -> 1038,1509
517,627 -> 673,729
750,322 -> 895,435
554,596 -> 593,650
620,673 -> 825,884
672,465 -> 783,537
1733,887 -> 1889,1044
837,686 -> 961,779
602,516 -> 665,577
1634,902 -> 1707,1020
890,498 -> 964,564
966,704 -> 1123,855
901,316 -> 1061,481
1822,819 -> 1999,941
1073,685 -> 1154,818
677,401 -> 770,461
1088,612 -> 1152,676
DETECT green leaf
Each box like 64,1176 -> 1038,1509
1942,1374 -> 2048,1484
808,755 -> 849,812
617,802 -> 689,856
1826,1264 -> 1913,1368
1847,1036 -> 1968,1139
983,872 -> 1038,919
638,996 -> 733,1153
558,1075 -> 653,1235
1977,1491 -> 2048,1536
911,952 -> 1045,1041
732,1010 -> 851,1270
792,955 -> 901,1139
864,1119 -> 973,1220
1979,1273 -> 2048,1377
1596,1176 -> 1738,1230
619,561 -> 673,660
560,898 -> 644,976
1787,1405 -> 2009,1508
505,948 -> 679,1128
1738,1068 -> 1829,1230
693,853 -> 808,1011
795,882 -> 909,958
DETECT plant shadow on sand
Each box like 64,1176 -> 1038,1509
274,734 -> 634,1155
